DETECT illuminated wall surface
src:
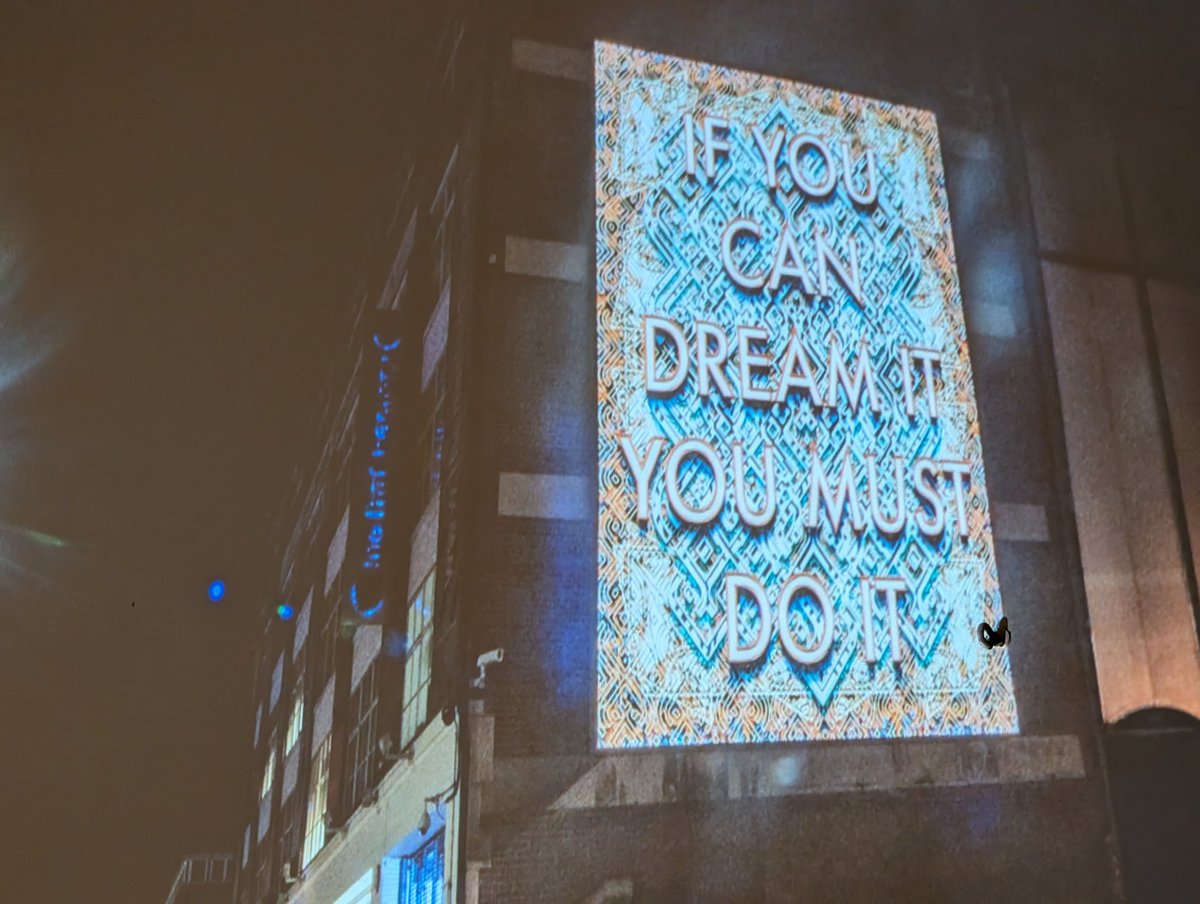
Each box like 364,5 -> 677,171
595,41 -> 1019,748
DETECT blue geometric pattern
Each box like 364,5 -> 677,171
596,41 -> 1018,748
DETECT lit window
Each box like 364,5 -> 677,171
260,737 -> 277,800
284,683 -> 304,755
301,736 -> 332,870
326,506 -> 350,596
400,571 -> 436,748
400,831 -> 444,904
269,653 -> 284,713
346,662 -> 380,809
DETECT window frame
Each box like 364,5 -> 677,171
345,660 -> 380,809
417,364 -> 446,511
400,829 -> 445,904
400,569 -> 437,749
259,733 -> 277,801
300,735 -> 332,871
284,678 -> 305,756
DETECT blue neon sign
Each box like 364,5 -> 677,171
349,333 -> 400,620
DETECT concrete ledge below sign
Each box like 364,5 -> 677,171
529,734 -> 1084,812
583,879 -> 634,904
512,38 -> 589,81
504,236 -> 587,283
498,472 -> 590,520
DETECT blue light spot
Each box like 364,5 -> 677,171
207,580 -> 226,602
349,583 -> 384,620
384,631 -> 408,658
277,603 -> 295,621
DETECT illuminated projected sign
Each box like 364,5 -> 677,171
595,41 -> 1018,749
347,327 -> 400,622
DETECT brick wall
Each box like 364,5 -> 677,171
478,782 -> 1114,902
459,1 -> 1138,900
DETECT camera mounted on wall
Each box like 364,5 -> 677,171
470,648 -> 504,692
440,647 -> 505,725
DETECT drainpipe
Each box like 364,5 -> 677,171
455,688 -> 471,904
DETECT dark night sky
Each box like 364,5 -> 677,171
0,3 -> 405,901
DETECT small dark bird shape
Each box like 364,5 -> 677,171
978,616 -> 1011,649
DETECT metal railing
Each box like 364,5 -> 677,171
164,853 -> 234,904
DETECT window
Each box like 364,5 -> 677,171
431,150 -> 457,297
319,521 -> 350,690
345,662 -> 379,809
277,794 -> 300,872
400,571 -> 436,748
284,682 -> 304,755
334,441 -> 354,515
435,16 -> 464,105
384,209 -> 417,313
417,150 -> 455,515
401,832 -> 445,904
301,736 -> 332,870
417,365 -> 445,511
269,652 -> 284,713
256,859 -> 269,902
260,735 -> 277,800
325,505 -> 350,596
335,388 -> 359,460
319,590 -> 340,692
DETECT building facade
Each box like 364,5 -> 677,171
166,854 -> 235,904
234,4 -> 479,902
236,2 -> 1200,902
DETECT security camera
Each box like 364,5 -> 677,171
321,812 -> 341,836
418,795 -> 442,835
377,733 -> 400,762
471,648 -> 504,690
477,648 -> 504,668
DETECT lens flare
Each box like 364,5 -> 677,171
0,207 -> 72,594
0,523 -> 68,548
